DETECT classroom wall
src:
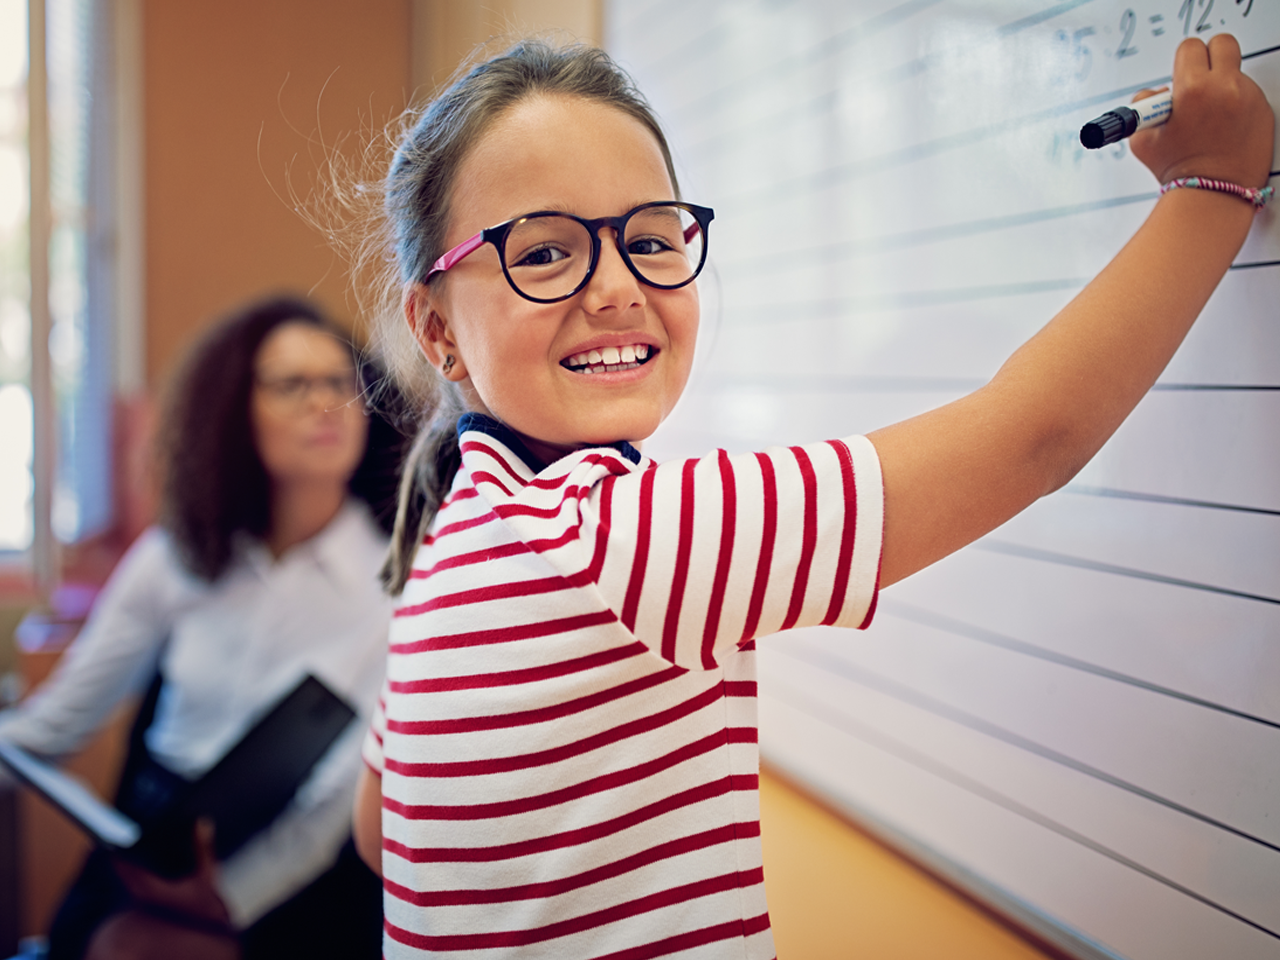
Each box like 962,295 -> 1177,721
139,0 -> 413,387
607,2 -> 1280,959
119,0 -> 600,541
138,0 -> 602,393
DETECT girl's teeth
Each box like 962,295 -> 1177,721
565,345 -> 652,371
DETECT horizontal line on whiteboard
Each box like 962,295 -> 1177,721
764,760 -> 1131,960
664,0 -> 943,123
706,375 -> 984,393
715,42 -> 1279,206
719,193 -> 1157,275
975,539 -> 1280,606
779,640 -> 1280,855
880,598 -> 1280,731
1066,484 -> 1280,516
830,0 -> 1099,98
1150,382 -> 1280,391
726,277 -> 1085,322
711,84 -> 1159,203
697,375 -> 1279,396
777,640 -> 1280,856
670,0 -> 1058,151
997,0 -> 1099,34
719,172 -> 1275,274
1245,43 -> 1280,61
615,2 -> 730,78
766,674 -> 1280,941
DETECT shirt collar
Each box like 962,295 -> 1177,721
309,500 -> 380,589
456,412 -> 642,473
235,500 -> 379,590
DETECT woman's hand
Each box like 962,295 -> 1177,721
86,820 -> 240,960
111,819 -> 232,924
1130,34 -> 1274,188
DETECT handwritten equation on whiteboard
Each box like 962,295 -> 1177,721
1031,0 -> 1274,170
1053,0 -> 1259,81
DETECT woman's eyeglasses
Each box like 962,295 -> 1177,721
424,201 -> 714,303
255,372 -> 361,412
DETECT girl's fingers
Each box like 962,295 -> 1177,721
1131,85 -> 1167,103
1173,35 -> 1211,81
1206,31 -> 1243,72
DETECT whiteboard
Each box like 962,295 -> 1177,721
606,2 -> 1280,958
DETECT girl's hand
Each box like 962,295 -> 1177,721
1129,34 -> 1274,188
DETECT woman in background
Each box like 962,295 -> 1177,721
0,295 -> 404,959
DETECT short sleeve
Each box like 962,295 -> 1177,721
493,435 -> 883,671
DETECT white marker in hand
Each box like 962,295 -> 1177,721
1080,89 -> 1173,149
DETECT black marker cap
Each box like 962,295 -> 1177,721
1080,105 -> 1139,149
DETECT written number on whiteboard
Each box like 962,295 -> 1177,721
1055,0 -> 1253,80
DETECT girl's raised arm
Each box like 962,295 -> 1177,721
869,34 -> 1274,589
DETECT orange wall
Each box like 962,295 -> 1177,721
141,0 -> 413,387
138,0 -> 606,391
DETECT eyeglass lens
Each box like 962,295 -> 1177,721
259,372 -> 360,409
502,204 -> 705,301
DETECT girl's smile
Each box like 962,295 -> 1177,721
560,334 -> 657,375
407,94 -> 700,459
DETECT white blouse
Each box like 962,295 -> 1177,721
0,501 -> 393,927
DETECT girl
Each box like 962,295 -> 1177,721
351,36 -> 1272,959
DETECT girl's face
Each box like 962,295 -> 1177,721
412,94 -> 699,461
251,322 -> 369,491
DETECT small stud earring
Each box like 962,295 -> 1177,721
442,354 -> 455,376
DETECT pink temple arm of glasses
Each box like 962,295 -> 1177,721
425,231 -> 486,281
427,219 -> 699,283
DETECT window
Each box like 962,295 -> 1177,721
0,0 -> 115,573
0,0 -> 31,551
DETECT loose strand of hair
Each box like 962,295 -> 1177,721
381,388 -> 464,594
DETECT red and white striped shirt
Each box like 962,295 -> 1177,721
364,414 -> 883,959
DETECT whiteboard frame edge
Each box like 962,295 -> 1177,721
762,757 -> 1128,960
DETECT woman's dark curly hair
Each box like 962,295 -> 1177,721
157,295 -> 408,581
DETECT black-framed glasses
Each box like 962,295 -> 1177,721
423,201 -> 714,304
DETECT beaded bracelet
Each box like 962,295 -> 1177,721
1160,176 -> 1274,209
